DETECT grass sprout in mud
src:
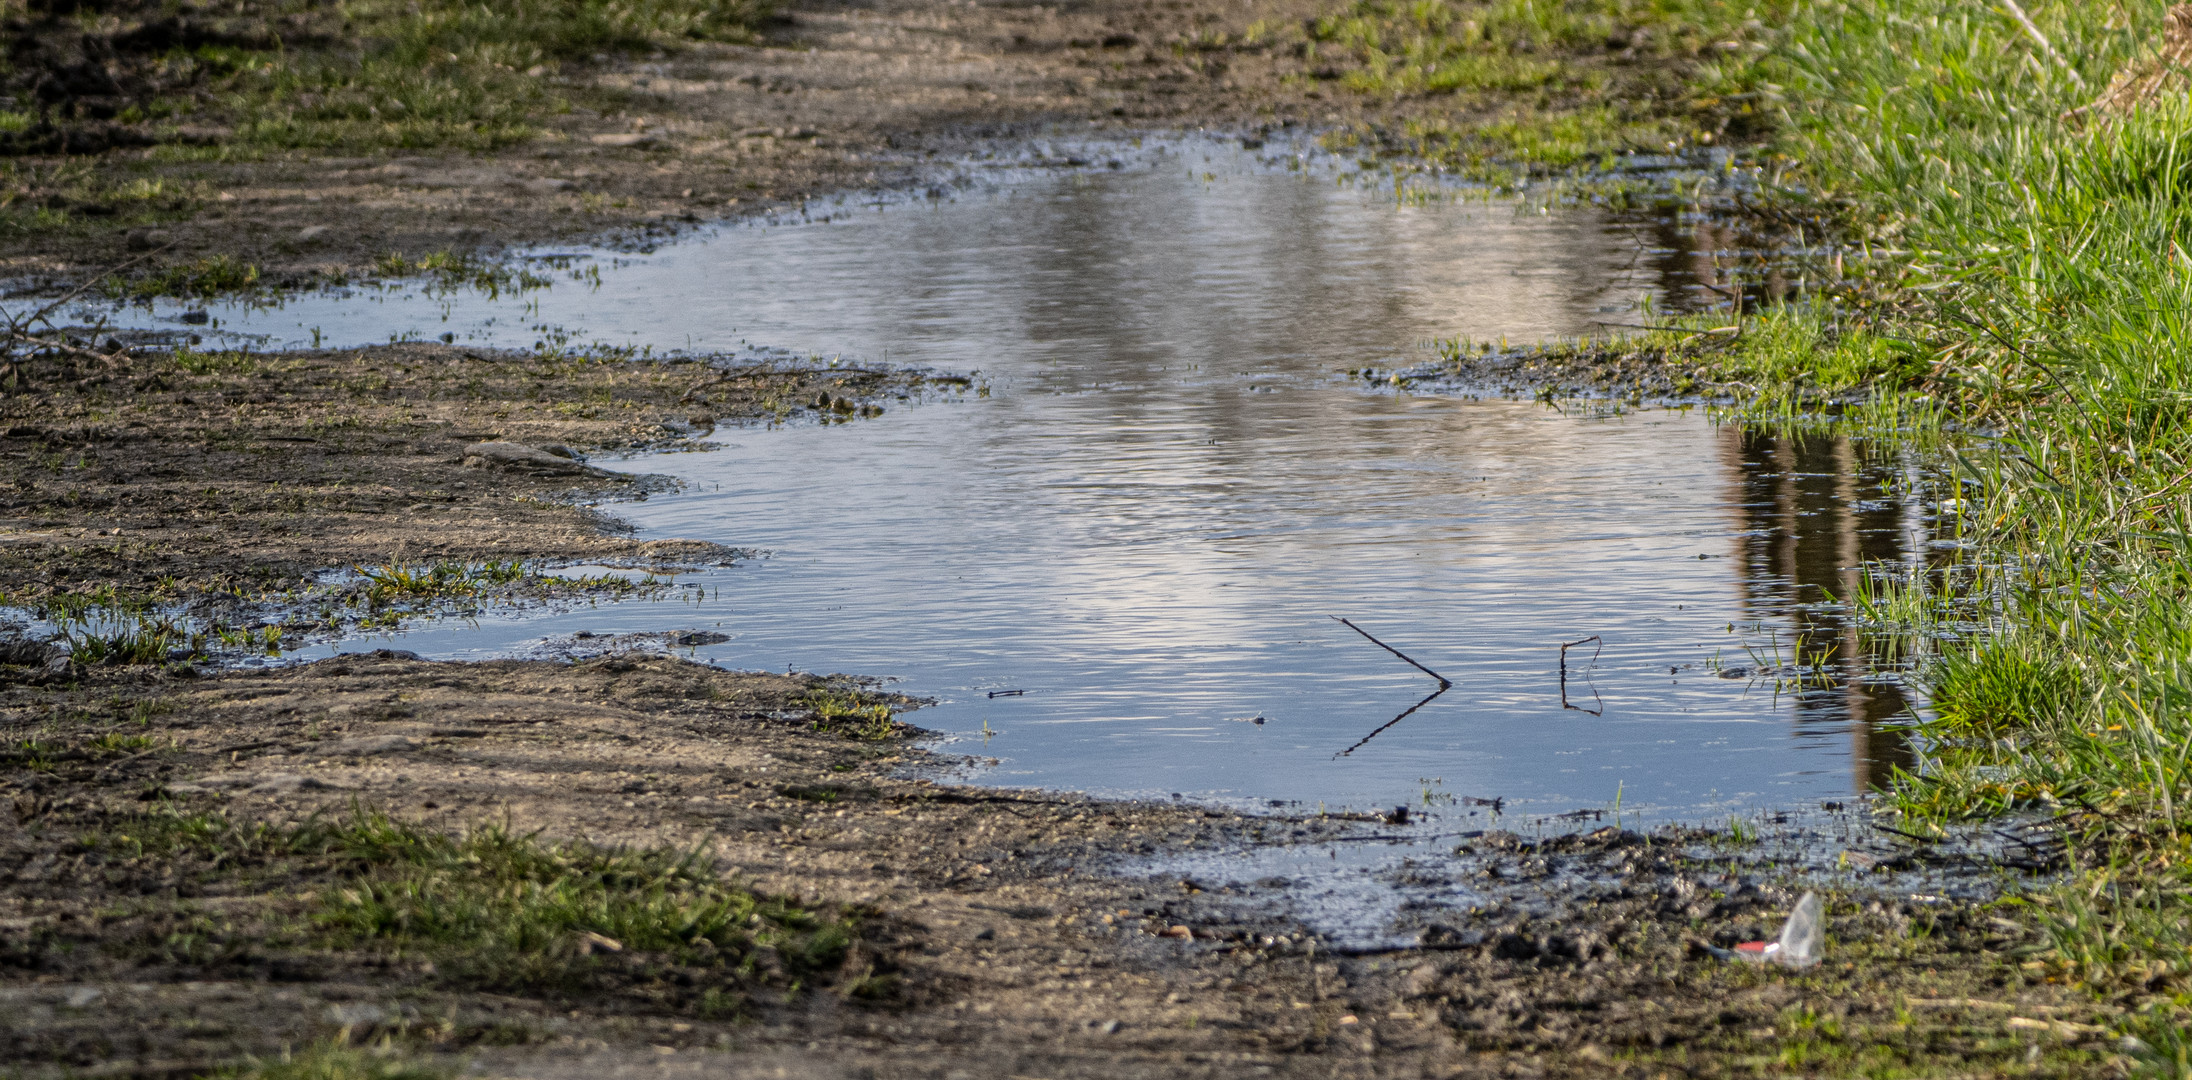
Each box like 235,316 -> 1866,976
802,688 -> 911,742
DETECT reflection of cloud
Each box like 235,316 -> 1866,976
145,145 -> 1909,817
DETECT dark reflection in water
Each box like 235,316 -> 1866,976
1623,209 -> 1819,316
1725,429 -> 1931,791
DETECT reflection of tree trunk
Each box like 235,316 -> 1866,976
1723,428 -> 1919,793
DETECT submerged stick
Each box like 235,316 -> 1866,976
1332,617 -> 1450,688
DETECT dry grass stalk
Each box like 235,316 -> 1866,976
2069,3 -> 2192,121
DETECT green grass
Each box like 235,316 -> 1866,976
12,0 -> 774,159
107,255 -> 261,300
87,809 -> 863,1010
1290,0 -> 1787,173
802,689 -> 901,741
1375,0 -> 2192,1060
316,817 -> 855,998
0,160 -> 206,237
50,605 -> 197,665
1585,0 -> 2192,1062
372,251 -> 554,297
355,558 -> 528,604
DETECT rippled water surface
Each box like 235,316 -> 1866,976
115,141 -> 1939,822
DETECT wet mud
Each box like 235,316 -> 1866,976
0,0 -> 1491,290
0,0 -> 2130,1071
1,653 -> 2118,1079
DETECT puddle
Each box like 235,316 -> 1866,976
88,138 -> 1946,824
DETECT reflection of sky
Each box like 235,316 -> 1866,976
172,139 -> 1921,821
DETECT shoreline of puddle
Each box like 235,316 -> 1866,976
16,132 -> 2016,945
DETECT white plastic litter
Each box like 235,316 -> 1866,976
1735,891 -> 1823,967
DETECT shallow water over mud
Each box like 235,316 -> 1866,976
116,140 -> 1941,822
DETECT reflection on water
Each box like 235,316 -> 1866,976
109,139 -> 1943,821
1726,430 -> 1932,791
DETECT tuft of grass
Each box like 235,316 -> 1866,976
109,254 -> 261,300
85,809 -> 866,1009
171,345 -> 258,374
356,559 -> 528,604
373,251 -> 552,297
51,606 -> 196,665
803,689 -> 901,741
315,816 -> 859,1001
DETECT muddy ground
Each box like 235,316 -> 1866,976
1,652 -> 2124,1079
0,0 -> 1553,287
0,339 -> 963,600
0,0 -> 2140,1073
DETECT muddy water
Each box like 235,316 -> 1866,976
128,140 -> 1939,822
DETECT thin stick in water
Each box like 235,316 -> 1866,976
1332,616 -> 1450,688
1560,635 -> 1603,716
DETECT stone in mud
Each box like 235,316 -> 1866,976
462,440 -> 592,475
324,735 -> 419,756
1492,932 -> 1541,960
673,631 -> 730,646
249,773 -> 341,793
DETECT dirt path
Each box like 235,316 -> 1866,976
2,0 -> 1439,286
0,0 -> 2132,1074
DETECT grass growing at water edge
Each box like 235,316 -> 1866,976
1587,0 -> 2192,1057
